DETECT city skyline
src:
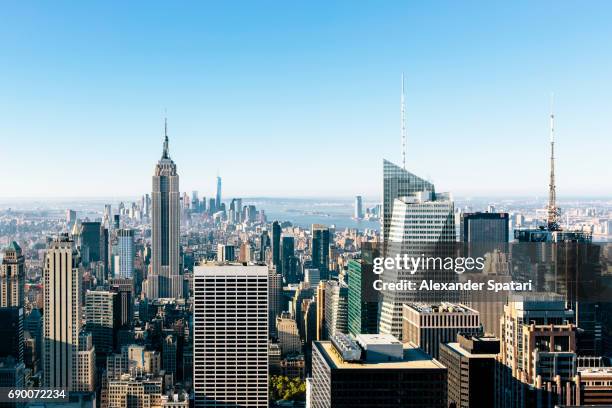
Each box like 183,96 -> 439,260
1,3 -> 611,407
1,1 -> 611,198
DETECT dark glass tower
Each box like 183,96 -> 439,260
271,221 -> 281,269
311,224 -> 330,280
81,221 -> 102,264
280,235 -> 296,282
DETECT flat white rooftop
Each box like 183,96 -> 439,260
194,263 -> 268,276
355,333 -> 401,346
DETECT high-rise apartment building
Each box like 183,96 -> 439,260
43,235 -> 81,389
1,241 -> 25,308
193,264 -> 268,407
148,121 -> 182,299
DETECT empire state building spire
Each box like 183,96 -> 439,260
162,116 -> 169,159
147,114 -> 181,300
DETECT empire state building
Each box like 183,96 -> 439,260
145,119 -> 183,299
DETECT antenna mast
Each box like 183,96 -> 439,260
401,73 -> 407,169
547,94 -> 559,231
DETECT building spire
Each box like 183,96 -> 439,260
162,113 -> 169,159
547,94 -> 559,231
401,73 -> 407,169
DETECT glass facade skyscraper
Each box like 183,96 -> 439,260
347,259 -> 379,336
311,224 -> 330,280
379,190 -> 456,339
382,159 -> 434,247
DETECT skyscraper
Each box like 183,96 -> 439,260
304,268 -> 321,288
1,241 -> 25,308
276,312 -> 302,356
347,259 -> 379,336
43,235 -> 81,389
497,293 -> 578,407
324,280 -> 348,338
191,190 -> 199,212
354,195 -> 363,219
193,265 -> 268,407
0,307 -> 24,363
280,234 -> 297,282
148,119 -> 182,299
311,224 -> 330,280
402,302 -> 482,359
81,221 -> 102,265
379,190 -> 456,339
215,175 -> 222,210
460,212 -> 509,256
116,228 -> 134,279
259,230 -> 270,263
310,333 -> 447,408
382,159 -> 434,246
162,334 -> 177,376
271,221 -> 281,269
109,278 -> 134,328
216,244 -> 235,263
85,289 -> 120,366
268,269 -> 283,337
438,333 -> 500,408
75,332 -> 95,392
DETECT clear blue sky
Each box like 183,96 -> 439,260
1,1 -> 610,199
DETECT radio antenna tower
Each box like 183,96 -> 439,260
401,73 -> 407,169
547,94 -> 560,231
